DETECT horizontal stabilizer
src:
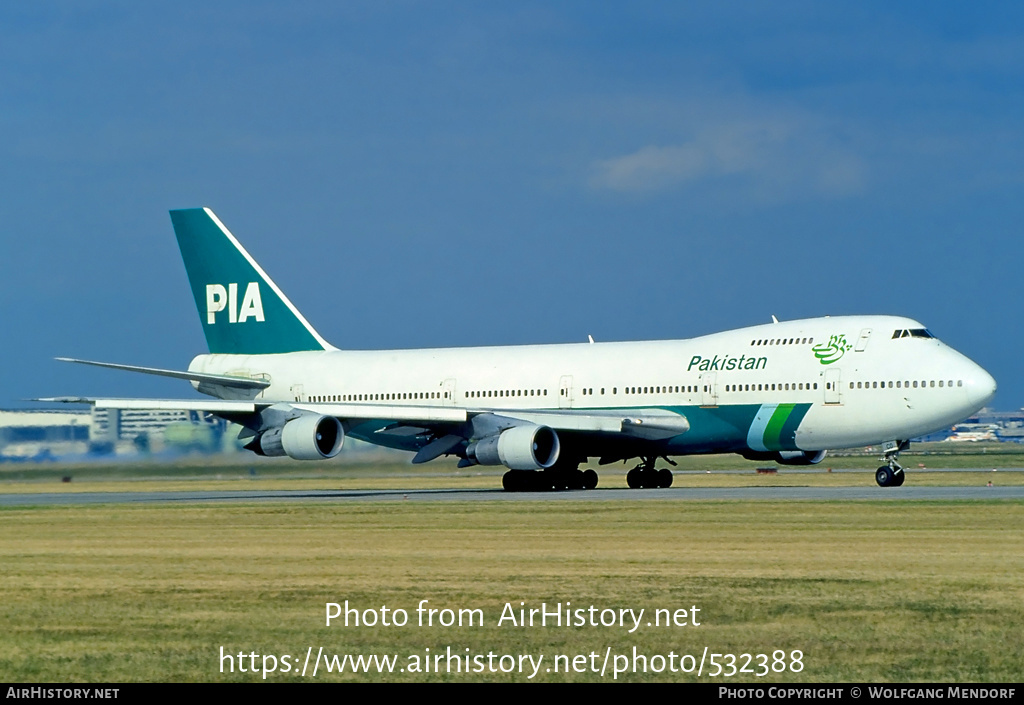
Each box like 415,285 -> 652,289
55,357 -> 270,390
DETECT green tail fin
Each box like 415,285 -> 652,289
169,208 -> 332,354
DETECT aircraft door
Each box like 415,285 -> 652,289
701,372 -> 718,407
291,384 -> 305,402
442,378 -> 456,406
824,369 -> 842,404
854,328 -> 872,352
559,375 -> 573,409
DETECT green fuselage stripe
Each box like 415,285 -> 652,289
762,403 -> 796,451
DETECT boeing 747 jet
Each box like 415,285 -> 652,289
46,208 -> 997,490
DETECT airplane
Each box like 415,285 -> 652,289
44,207 -> 997,490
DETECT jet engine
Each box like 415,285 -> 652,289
467,424 -> 560,470
742,449 -> 827,466
256,414 -> 345,460
775,450 -> 827,465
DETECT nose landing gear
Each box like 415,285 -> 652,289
875,441 -> 909,487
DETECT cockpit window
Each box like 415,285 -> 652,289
893,328 -> 935,339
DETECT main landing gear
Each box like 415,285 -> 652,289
875,441 -> 908,487
501,462 -> 599,492
626,457 -> 674,489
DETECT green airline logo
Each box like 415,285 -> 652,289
811,334 -> 852,365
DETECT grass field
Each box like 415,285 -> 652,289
1,451 -> 1022,682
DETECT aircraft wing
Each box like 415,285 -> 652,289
38,397 -> 686,437
37,397 -> 262,413
38,396 -> 468,423
39,396 -> 688,467
494,409 -> 690,440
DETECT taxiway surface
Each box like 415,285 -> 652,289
2,485 -> 1023,506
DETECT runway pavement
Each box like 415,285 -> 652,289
2,485 -> 1023,506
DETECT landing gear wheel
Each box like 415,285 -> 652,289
569,468 -> 585,490
538,470 -> 559,491
875,440 -> 909,489
502,471 -> 521,492
626,468 -> 642,489
626,461 -> 673,488
875,466 -> 894,487
582,468 -> 599,490
503,470 -> 554,492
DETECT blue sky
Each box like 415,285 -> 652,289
3,2 -> 1022,408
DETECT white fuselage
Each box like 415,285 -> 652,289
188,315 -> 996,454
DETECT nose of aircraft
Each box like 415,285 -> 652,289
965,362 -> 997,410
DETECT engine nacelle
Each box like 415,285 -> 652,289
468,424 -> 560,470
775,450 -> 827,466
742,449 -> 827,466
258,414 -> 345,460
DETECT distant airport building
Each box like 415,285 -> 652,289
0,409 -> 92,460
0,407 -> 389,460
91,408 -> 192,441
0,407 -> 219,459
